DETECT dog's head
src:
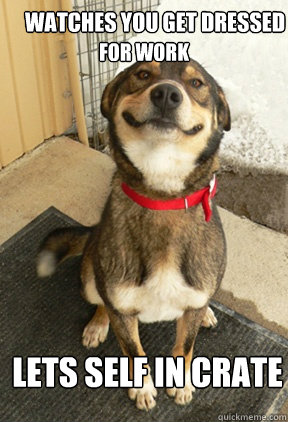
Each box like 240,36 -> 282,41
101,60 -> 231,193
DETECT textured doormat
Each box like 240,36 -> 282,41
1,207 -> 287,422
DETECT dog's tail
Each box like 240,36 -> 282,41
36,226 -> 92,278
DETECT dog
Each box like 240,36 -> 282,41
37,59 -> 230,411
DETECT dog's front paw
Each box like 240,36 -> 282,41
128,377 -> 157,411
166,383 -> 195,405
201,306 -> 218,328
82,320 -> 109,348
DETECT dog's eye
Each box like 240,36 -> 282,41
191,79 -> 203,88
136,70 -> 151,80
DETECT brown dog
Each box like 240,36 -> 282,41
37,59 -> 230,411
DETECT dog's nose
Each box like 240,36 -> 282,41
150,83 -> 183,112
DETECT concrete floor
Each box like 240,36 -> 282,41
1,136 -> 287,413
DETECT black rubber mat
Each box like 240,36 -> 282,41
1,207 -> 287,422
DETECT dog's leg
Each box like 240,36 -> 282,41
167,306 -> 207,405
108,309 -> 157,411
201,306 -> 218,328
81,254 -> 110,348
82,305 -> 109,348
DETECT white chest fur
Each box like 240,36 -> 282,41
111,264 -> 208,323
124,140 -> 196,193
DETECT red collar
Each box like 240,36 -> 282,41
121,175 -> 217,222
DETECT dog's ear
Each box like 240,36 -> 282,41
101,71 -> 126,120
216,85 -> 231,131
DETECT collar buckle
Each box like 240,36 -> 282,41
184,197 -> 189,212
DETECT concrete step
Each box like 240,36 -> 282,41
217,160 -> 288,234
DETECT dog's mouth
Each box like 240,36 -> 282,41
122,111 -> 203,136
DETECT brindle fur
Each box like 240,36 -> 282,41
37,60 -> 230,410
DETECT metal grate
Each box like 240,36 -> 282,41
73,0 -> 161,149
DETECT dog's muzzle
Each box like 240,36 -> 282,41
122,82 -> 203,136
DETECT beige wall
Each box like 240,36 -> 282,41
0,0 -> 74,168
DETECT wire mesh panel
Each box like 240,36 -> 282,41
73,0 -> 160,149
